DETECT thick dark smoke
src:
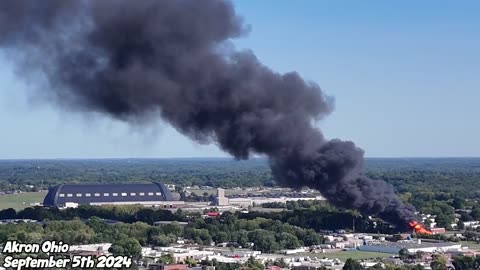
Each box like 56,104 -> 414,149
0,0 -> 417,228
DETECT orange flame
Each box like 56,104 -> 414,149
408,220 -> 432,235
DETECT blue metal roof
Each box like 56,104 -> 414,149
43,182 -> 174,207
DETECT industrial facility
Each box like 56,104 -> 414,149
43,182 -> 184,208
358,240 -> 462,254
216,188 -> 324,207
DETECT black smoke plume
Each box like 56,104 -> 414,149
0,0 -> 417,228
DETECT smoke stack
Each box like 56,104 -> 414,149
0,0 -> 418,228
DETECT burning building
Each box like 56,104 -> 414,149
0,0 -> 420,229
408,221 -> 433,235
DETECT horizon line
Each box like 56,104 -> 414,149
1,156 -> 480,161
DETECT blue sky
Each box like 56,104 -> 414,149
0,0 -> 479,158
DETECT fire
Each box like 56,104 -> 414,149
408,220 -> 432,235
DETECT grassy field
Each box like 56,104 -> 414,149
300,250 -> 393,261
460,241 -> 480,251
0,192 -> 47,210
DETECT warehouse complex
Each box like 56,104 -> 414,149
358,240 -> 462,254
43,182 -> 184,208
216,188 -> 324,207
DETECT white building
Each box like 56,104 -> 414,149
358,241 -> 462,254
69,243 -> 112,255
463,221 -> 480,229
228,198 -> 253,207
279,247 -> 308,255
143,246 -> 215,263
63,202 -> 79,209
217,188 -> 229,206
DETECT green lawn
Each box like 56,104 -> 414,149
300,250 -> 393,261
460,241 -> 480,251
0,192 -> 47,210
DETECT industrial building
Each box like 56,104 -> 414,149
154,221 -> 189,227
217,188 -> 229,206
358,241 -> 462,254
43,182 -> 184,208
215,188 -> 325,207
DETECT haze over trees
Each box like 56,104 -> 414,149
1,158 -> 479,232
1,158 -> 479,197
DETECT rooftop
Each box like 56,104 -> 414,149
365,241 -> 461,249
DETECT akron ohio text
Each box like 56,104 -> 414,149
2,241 -> 70,254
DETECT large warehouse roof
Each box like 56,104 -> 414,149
43,182 -> 175,207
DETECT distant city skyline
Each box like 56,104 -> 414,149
0,0 -> 479,158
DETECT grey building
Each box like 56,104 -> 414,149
43,182 -> 184,208
358,241 -> 462,254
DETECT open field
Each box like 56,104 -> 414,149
300,250 -> 393,261
0,192 -> 46,210
460,241 -> 480,251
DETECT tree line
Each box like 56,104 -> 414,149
0,205 -> 326,254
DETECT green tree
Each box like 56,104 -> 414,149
277,232 -> 301,249
109,245 -> 125,256
0,208 -> 17,219
216,231 -> 230,243
162,222 -> 183,236
435,214 -> 452,228
460,212 -> 473,222
430,256 -> 447,270
452,197 -> 466,210
343,258 -> 364,270
399,248 -> 409,260
369,263 -> 384,270
152,234 -> 173,246
471,207 -> 480,220
248,229 -> 279,253
273,258 -> 288,268
415,251 -> 425,260
158,254 -> 175,265
246,256 -> 264,270
110,238 -> 142,258
457,221 -> 465,230
453,255 -> 479,270
86,217 -> 108,232
185,257 -> 197,267
174,208 -> 185,220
